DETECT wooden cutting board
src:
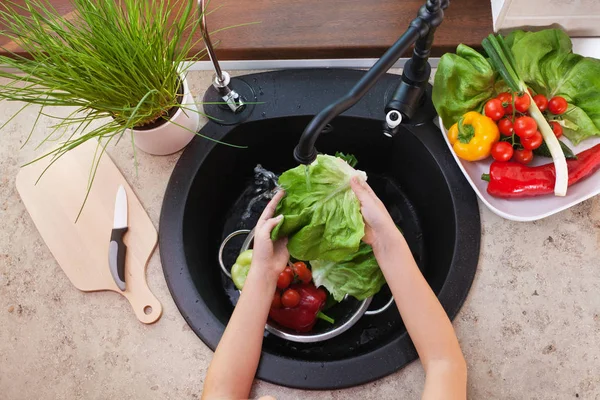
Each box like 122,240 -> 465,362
16,141 -> 162,324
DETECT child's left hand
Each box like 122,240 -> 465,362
250,190 -> 289,282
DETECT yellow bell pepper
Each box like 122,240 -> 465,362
448,111 -> 500,161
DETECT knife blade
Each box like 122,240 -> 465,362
109,185 -> 128,291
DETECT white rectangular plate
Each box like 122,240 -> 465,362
437,117 -> 600,222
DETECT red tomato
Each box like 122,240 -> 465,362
490,141 -> 514,162
514,116 -> 538,139
514,149 -> 534,165
292,261 -> 312,284
514,93 -> 531,113
548,96 -> 568,115
498,118 -> 514,136
284,266 -> 293,276
533,94 -> 548,112
497,92 -> 513,114
276,270 -> 293,290
484,99 -> 505,121
281,289 -> 301,308
550,121 -> 563,138
271,293 -> 282,309
521,131 -> 543,150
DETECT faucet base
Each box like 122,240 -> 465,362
201,77 -> 256,126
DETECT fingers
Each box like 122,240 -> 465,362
261,215 -> 284,234
258,189 -> 285,223
350,176 -> 375,202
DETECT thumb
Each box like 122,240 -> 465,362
350,176 -> 372,203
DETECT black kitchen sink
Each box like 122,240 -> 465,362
159,69 -> 480,389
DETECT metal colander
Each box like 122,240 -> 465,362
218,229 -> 394,343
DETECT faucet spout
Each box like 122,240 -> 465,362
294,0 -> 448,165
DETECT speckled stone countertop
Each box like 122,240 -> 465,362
1,71 -> 600,399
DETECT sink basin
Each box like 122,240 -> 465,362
159,69 -> 480,389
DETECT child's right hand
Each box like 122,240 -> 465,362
350,176 -> 401,250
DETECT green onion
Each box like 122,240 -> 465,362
482,34 -> 568,196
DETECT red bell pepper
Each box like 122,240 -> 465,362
269,283 -> 334,332
482,143 -> 600,198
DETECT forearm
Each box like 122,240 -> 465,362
202,268 -> 275,400
373,229 -> 465,372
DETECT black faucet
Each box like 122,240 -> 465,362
294,0 -> 449,165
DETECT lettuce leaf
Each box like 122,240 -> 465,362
506,29 -> 600,144
271,154 -> 367,262
433,44 -> 506,129
433,29 -> 600,144
311,242 -> 385,301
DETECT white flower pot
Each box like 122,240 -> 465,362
130,76 -> 200,156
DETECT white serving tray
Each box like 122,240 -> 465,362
437,117 -> 600,222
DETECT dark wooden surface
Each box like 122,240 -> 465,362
0,0 -> 493,59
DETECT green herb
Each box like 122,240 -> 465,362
0,0 -> 252,218
335,152 -> 358,167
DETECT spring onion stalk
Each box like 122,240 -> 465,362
482,34 -> 568,196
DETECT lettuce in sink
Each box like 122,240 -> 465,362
311,242 -> 386,302
271,153 -> 386,300
271,154 -> 367,262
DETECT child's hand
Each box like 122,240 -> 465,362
250,190 -> 289,282
350,176 -> 400,249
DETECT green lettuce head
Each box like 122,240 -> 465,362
311,242 -> 386,301
505,29 -> 600,144
271,154 -> 366,262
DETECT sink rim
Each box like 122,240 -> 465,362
159,69 -> 480,389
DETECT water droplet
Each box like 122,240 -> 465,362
261,112 -> 267,118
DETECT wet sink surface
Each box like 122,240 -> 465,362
159,69 -> 480,389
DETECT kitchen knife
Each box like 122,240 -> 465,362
109,185 -> 128,291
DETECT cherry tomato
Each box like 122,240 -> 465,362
514,92 -> 531,113
284,266 -> 293,276
490,141 -> 514,162
548,96 -> 568,115
533,94 -> 548,112
281,289 -> 301,308
497,92 -> 514,114
292,261 -> 312,284
514,116 -> 538,139
276,269 -> 293,290
521,131 -> 543,150
271,293 -> 282,309
514,149 -> 534,165
550,121 -> 563,138
484,98 -> 505,121
498,118 -> 514,136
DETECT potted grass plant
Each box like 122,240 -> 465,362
0,0 -> 225,159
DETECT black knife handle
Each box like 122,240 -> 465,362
110,227 -> 128,286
